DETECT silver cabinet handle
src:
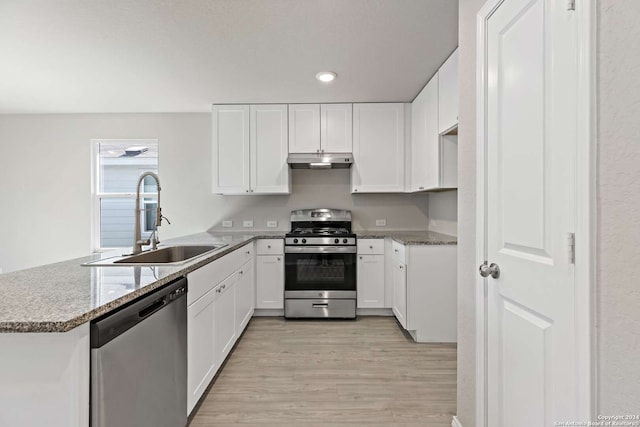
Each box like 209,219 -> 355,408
479,262 -> 500,279
359,256 -> 363,260
399,265 -> 403,269
369,245 -> 373,249
216,288 -> 221,293
277,257 -> 281,261
246,251 -> 251,255
239,270 -> 243,275
267,245 -> 271,249
222,284 -> 226,289
245,190 -> 249,193
394,249 -> 399,253
419,186 -> 424,190
250,189 -> 254,192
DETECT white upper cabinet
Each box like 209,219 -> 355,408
352,103 -> 406,193
411,74 -> 440,191
212,105 -> 250,194
288,103 -> 352,154
213,104 -> 290,195
288,104 -> 320,154
438,48 -> 459,134
250,105 -> 290,194
320,104 -> 352,153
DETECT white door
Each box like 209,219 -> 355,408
392,262 -> 407,329
186,287 -> 217,414
235,259 -> 255,334
250,104 -> 290,194
288,104 -> 320,153
357,255 -> 385,308
256,255 -> 284,309
321,103 -> 352,153
484,0 -> 578,425
212,105 -> 250,194
215,273 -> 237,363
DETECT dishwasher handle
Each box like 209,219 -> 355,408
90,277 -> 187,348
138,298 -> 167,319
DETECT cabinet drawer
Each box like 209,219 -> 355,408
256,239 -> 284,255
357,239 -> 384,255
238,242 -> 254,261
391,241 -> 406,263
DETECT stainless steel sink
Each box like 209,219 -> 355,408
83,244 -> 227,266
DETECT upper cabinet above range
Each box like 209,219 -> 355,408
288,104 -> 352,154
213,104 -> 290,195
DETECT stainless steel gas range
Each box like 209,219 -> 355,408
284,208 -> 357,319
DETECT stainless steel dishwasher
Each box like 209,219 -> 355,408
90,277 -> 187,427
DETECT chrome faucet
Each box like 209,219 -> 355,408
132,172 -> 169,255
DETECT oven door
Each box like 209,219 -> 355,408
284,246 -> 356,297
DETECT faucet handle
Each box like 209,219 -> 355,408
160,215 -> 171,225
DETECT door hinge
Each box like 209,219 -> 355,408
567,0 -> 575,11
567,233 -> 576,264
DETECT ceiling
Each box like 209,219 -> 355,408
0,0 -> 458,114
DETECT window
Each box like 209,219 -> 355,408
92,140 -> 158,250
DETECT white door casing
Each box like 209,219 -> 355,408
476,0 -> 594,425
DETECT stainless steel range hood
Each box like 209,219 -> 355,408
287,153 -> 353,169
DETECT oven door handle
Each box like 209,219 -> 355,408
284,246 -> 357,254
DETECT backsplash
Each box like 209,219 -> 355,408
207,169 -> 432,232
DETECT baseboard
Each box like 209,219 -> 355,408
253,309 -> 284,317
356,308 -> 394,316
451,415 -> 463,427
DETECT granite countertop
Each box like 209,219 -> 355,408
0,231 -> 284,334
355,230 -> 457,245
0,229 -> 453,333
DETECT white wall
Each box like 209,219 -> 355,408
0,113 -> 432,272
455,0 -> 485,425
428,191 -> 458,236
597,0 -> 640,414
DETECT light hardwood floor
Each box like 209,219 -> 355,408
189,316 -> 456,427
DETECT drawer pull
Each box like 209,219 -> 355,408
312,303 -> 329,308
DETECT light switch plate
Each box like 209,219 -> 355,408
267,220 -> 278,228
222,220 -> 233,228
376,219 -> 387,227
243,220 -> 254,228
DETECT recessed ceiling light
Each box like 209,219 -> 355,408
316,71 -> 337,82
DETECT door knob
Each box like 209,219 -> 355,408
479,262 -> 500,279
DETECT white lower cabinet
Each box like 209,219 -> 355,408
186,286 -> 217,414
186,243 -> 255,415
235,259 -> 255,332
357,239 -> 385,308
388,240 -> 457,343
215,272 -> 238,363
256,239 -> 284,310
392,260 -> 407,328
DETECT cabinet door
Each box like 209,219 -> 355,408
187,288 -> 217,414
235,259 -> 255,334
250,104 -> 290,194
215,273 -> 237,363
392,262 -> 407,329
321,104 -> 352,153
289,104 -> 320,153
438,48 -> 459,134
357,255 -> 385,308
256,255 -> 284,309
352,103 -> 405,193
411,74 -> 440,191
213,105 -> 250,194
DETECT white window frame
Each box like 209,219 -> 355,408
91,139 -> 159,252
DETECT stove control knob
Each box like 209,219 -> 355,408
293,238 -> 298,244
302,239 -> 307,244
343,239 -> 348,243
334,238 -> 339,244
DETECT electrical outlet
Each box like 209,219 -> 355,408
243,220 -> 254,228
222,220 -> 233,228
376,219 -> 387,227
267,220 -> 278,228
